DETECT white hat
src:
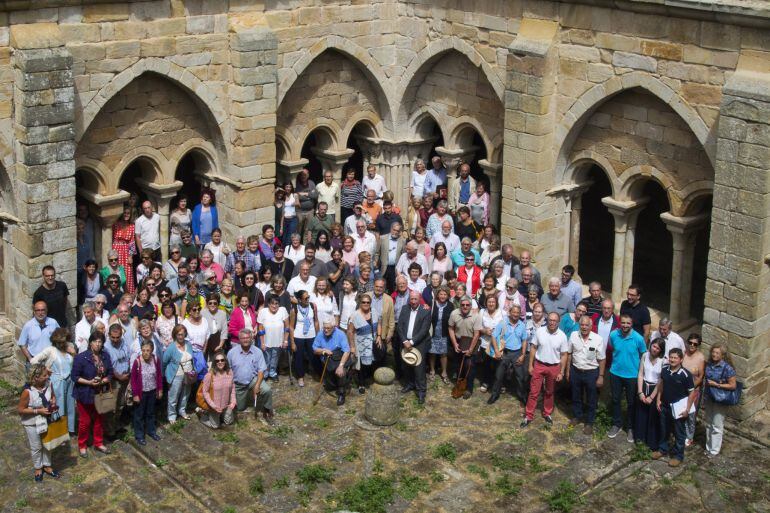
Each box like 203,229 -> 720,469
401,347 -> 422,367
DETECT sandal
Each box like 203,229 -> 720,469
43,468 -> 61,479
79,449 -> 88,458
94,445 -> 111,455
440,375 -> 449,385
34,471 -> 43,482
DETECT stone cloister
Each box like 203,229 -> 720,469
0,0 -> 766,419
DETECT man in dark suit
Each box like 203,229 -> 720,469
397,290 -> 432,404
374,222 -> 405,294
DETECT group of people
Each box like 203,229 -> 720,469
20,158 -> 738,481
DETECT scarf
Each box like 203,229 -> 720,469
298,304 -> 311,335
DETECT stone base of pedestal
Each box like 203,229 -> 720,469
364,367 -> 400,426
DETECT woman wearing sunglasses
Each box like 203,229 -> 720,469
198,350 -> 236,429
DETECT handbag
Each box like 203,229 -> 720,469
94,383 -> 116,414
707,365 -> 742,405
41,415 -> 70,450
196,375 -> 215,411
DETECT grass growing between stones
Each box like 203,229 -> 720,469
431,442 -> 457,463
397,472 -> 430,500
593,404 -> 612,439
489,474 -> 521,497
490,453 -> 525,472
546,480 -> 583,512
327,475 -> 394,513
214,432 -> 239,444
248,476 -> 265,496
296,463 -> 335,491
630,442 -> 652,462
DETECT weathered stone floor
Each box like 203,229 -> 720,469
0,376 -> 768,513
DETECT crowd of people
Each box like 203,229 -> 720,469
20,159 -> 739,481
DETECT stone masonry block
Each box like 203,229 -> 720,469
10,23 -> 62,50
42,226 -> 76,253
231,27 -> 278,53
612,51 -> 657,72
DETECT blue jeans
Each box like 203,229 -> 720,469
610,373 -> 636,429
166,374 -> 191,422
264,347 -> 281,378
281,217 -> 298,246
133,390 -> 157,441
570,366 -> 599,424
294,337 -> 320,378
659,406 -> 687,461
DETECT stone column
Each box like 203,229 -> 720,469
10,24 -> 77,331
435,146 -> 477,205
78,190 -> 130,264
478,159 -> 502,226
661,212 -> 708,329
313,148 -> 354,219
278,158 -> 309,186
602,198 -> 648,304
137,179 -> 183,262
503,18 -> 559,273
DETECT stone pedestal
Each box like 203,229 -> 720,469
78,190 -> 130,265
137,179 -> 183,262
602,197 -> 648,304
364,367 -> 400,426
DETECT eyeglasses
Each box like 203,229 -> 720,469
95,301 -> 105,305
361,301 -> 371,305
208,301 -> 219,305
146,283 -> 156,287
108,280 -> 119,284
108,258 -> 118,262
171,251 -> 180,255
688,341 -> 700,346
214,359 -> 226,363
190,308 -> 201,312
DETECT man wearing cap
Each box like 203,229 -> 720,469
313,318 -> 353,406
448,296 -> 482,399
397,290 -> 432,404
344,202 -> 370,236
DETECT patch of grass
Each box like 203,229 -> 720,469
275,405 -> 293,414
14,498 -> 28,508
491,474 -> 521,497
296,463 -> 335,491
490,453 -> 525,472
343,445 -> 359,462
270,425 -> 294,439
167,419 -> 186,434
222,507 -> 236,513
630,442 -> 652,462
430,470 -> 445,483
528,456 -> 549,473
394,421 -> 407,432
372,459 -> 384,474
397,473 -> 430,500
717,489 -> 729,501
329,475 -> 394,513
70,473 -> 85,485
272,476 -> 289,489
314,418 -> 331,429
546,480 -> 582,512
468,463 -> 489,479
619,496 -> 637,509
0,378 -> 19,392
249,476 -> 265,496
214,432 -> 239,444
431,442 -> 457,463
661,476 -> 673,486
344,407 -> 356,416
155,457 -> 169,468
593,404 -> 612,439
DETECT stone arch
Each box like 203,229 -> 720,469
396,36 -> 505,125
277,36 -> 394,130
76,58 -> 229,154
618,165 -> 678,211
114,147 -> 168,192
409,108 -> 448,143
275,131 -> 294,162
171,138 -> 220,177
75,159 -> 110,195
298,122 -> 341,153
342,112 -> 381,144
680,183 -> 714,216
565,150 -> 620,198
554,72 -> 714,187
448,119 -> 495,162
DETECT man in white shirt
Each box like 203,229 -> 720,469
352,219 -> 377,256
135,200 -> 162,261
566,315 -> 606,434
429,220 -> 461,253
395,241 -> 428,278
594,299 -> 618,344
650,317 -> 685,362
522,312 -> 569,427
287,262 -> 317,298
75,301 -> 98,353
344,203 -> 370,235
316,171 -> 340,221
362,164 -> 387,203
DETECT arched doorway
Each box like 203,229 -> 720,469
416,115 -> 445,166
346,121 -> 378,181
578,166 -> 614,289
174,153 -> 202,208
632,181 -> 673,311
300,130 -> 332,185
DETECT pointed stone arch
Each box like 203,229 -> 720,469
277,36 -> 394,130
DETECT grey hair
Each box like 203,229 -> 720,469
238,328 -> 253,338
200,248 -> 213,258
82,301 -> 96,311
169,244 -> 181,253
459,295 -> 472,304
461,237 -> 473,245
414,158 -> 425,170
90,320 -> 106,333
107,249 -> 119,259
659,317 -> 673,328
528,284 -> 540,294
436,200 -> 448,210
548,276 -> 560,286
492,260 -> 505,270
138,319 -> 153,331
93,294 -> 106,304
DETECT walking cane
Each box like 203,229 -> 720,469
287,346 -> 295,385
313,356 -> 331,406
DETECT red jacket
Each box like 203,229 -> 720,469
457,265 -> 483,296
228,306 -> 257,341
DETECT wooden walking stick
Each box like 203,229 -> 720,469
451,354 -> 468,399
313,355 -> 331,406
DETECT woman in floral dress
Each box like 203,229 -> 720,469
112,204 -> 136,293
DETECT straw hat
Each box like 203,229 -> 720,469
401,347 -> 422,367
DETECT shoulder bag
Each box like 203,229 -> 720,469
707,365 -> 742,406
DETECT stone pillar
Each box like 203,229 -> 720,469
435,146 -> 476,206
503,18 -> 559,273
602,198 -> 648,304
224,24 -> 279,238
704,65 -> 770,418
278,158 -> 309,186
313,148 -> 354,219
661,213 -> 708,329
10,24 -> 77,331
478,159 -> 502,226
78,190 -> 130,265
137,179 -> 182,262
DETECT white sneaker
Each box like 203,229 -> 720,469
626,429 -> 634,443
685,438 -> 693,447
607,426 -> 621,438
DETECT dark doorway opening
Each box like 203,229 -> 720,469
632,181 -> 673,312
577,166 -> 614,291
174,153 -> 202,209
299,132 -> 325,185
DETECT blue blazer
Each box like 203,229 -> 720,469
162,341 -> 194,383
191,204 -> 219,241
70,350 -> 114,405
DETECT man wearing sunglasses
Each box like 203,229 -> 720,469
99,274 -> 124,313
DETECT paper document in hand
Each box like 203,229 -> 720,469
670,396 -> 696,419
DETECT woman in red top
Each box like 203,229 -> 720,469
112,205 -> 136,293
